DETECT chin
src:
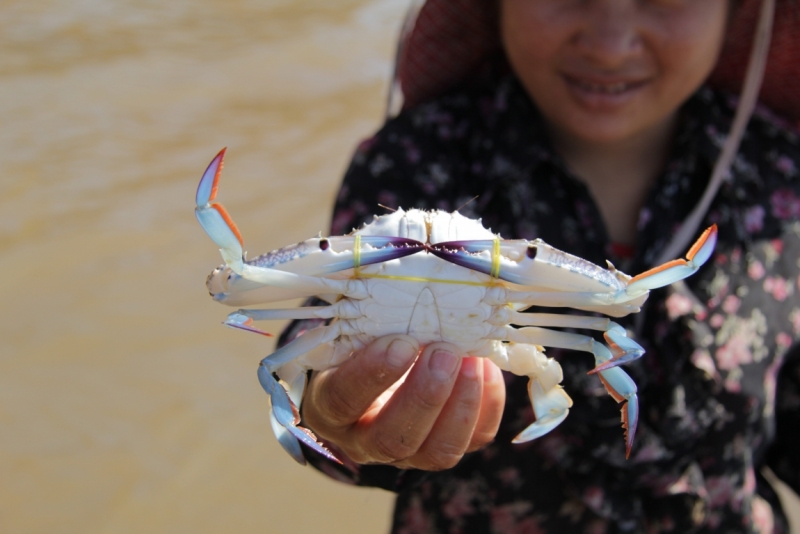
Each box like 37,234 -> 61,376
558,117 -> 644,146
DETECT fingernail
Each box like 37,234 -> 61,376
429,349 -> 460,380
386,339 -> 417,368
460,357 -> 480,379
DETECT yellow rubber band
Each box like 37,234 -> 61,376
490,237 -> 501,279
355,272 -> 497,286
353,234 -> 362,276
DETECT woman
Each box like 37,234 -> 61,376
283,1 -> 800,531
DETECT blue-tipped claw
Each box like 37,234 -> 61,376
196,148 -> 226,207
195,149 -> 245,267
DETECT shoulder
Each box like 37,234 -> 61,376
694,89 -> 800,242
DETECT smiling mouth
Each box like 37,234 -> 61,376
564,75 -> 648,95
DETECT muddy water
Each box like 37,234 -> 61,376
0,1 -> 406,532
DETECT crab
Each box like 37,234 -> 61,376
195,149 -> 717,465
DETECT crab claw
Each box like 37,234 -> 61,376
626,224 -> 718,295
194,148 -> 246,270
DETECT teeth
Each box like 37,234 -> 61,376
576,81 -> 630,94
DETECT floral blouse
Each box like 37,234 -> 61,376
280,75 -> 800,533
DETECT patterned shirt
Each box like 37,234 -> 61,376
281,74 -> 800,533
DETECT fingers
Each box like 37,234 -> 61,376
356,343 -> 465,464
301,335 -> 507,469
393,355 -> 484,470
304,335 -> 420,432
393,357 -> 506,469
466,358 -> 506,452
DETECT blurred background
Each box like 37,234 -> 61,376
0,0 -> 407,531
1,1 -> 798,533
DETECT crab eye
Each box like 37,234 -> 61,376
526,245 -> 537,259
319,238 -> 330,251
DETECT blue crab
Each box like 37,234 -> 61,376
195,149 -> 717,464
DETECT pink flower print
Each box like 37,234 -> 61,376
763,275 -> 792,301
401,138 -> 421,164
497,467 -> 522,489
776,331 -> 793,349
706,476 -> 736,508
724,374 -> 742,393
331,208 -> 355,235
721,295 -> 741,314
586,518 -> 609,534
442,482 -> 477,520
691,348 -> 720,382
377,190 -> 398,211
751,495 -> 775,534
665,293 -> 693,319
583,486 -> 605,513
715,333 -> 753,370
771,188 -> 800,220
748,260 -> 765,280
744,205 -> 765,234
355,135 -> 378,155
397,495 -> 436,534
490,502 -> 534,534
775,155 -> 797,177
710,314 -> 725,328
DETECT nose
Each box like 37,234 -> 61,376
573,1 -> 642,68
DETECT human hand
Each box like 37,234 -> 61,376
302,335 -> 506,470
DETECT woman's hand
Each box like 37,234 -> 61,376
302,335 -> 506,471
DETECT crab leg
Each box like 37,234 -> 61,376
596,366 -> 639,458
496,325 -> 639,456
494,310 -> 645,368
499,325 -> 616,365
256,322 -> 344,465
498,289 -> 649,317
225,299 -> 360,326
220,301 -> 360,337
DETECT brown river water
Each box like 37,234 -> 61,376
2,1 -> 798,532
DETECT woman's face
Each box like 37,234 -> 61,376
500,0 -> 729,145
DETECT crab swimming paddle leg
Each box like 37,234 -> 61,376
596,366 -> 639,459
256,323 -> 344,465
